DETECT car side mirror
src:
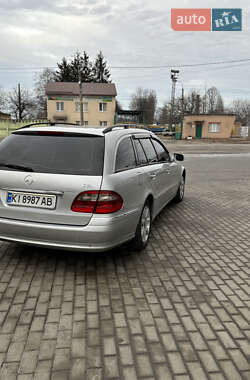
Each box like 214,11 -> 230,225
174,153 -> 184,161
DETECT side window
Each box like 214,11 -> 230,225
151,139 -> 170,162
133,139 -> 148,166
140,138 -> 158,163
115,137 -> 136,172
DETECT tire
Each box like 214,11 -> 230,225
133,201 -> 152,251
174,175 -> 185,203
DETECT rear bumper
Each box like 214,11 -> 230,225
0,210 -> 140,252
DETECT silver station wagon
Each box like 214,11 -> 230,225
0,124 -> 185,252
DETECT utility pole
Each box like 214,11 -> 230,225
204,81 -> 207,113
170,69 -> 179,132
180,86 -> 184,140
78,70 -> 84,126
18,83 -> 21,122
181,86 -> 184,117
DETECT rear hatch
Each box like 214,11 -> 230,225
0,129 -> 104,226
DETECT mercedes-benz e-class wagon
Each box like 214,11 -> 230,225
0,124 -> 185,252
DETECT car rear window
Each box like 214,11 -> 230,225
0,133 -> 104,176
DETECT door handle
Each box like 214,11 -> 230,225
149,173 -> 156,180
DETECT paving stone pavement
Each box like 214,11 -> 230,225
0,154 -> 249,380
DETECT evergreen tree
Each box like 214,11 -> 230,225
55,57 -> 72,82
92,51 -> 111,83
69,51 -> 93,82
55,51 -> 111,83
56,51 -> 95,82
80,51 -> 93,82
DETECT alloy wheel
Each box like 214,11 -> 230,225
141,205 -> 151,244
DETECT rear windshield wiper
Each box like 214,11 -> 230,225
0,163 -> 34,172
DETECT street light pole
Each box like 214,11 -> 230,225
170,69 -> 179,132
181,85 -> 184,140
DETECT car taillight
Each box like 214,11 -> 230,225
71,191 -> 99,213
71,190 -> 123,214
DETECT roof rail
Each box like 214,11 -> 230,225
103,124 -> 130,134
17,121 -> 78,130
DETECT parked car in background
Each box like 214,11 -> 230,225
0,124 -> 185,252
162,129 -> 176,136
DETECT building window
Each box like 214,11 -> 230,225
209,123 -> 220,133
56,102 -> 64,112
99,121 -> 107,127
76,121 -> 88,126
75,102 -> 88,112
99,103 -> 107,112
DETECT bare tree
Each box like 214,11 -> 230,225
7,86 -> 35,121
183,90 -> 201,114
157,102 -> 170,124
216,94 -> 224,113
0,86 -> 6,112
205,86 -> 224,113
34,68 -> 56,118
158,86 -> 225,125
130,88 -> 157,124
230,99 -> 250,125
157,90 -> 201,125
206,87 -> 218,113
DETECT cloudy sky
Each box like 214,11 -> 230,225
0,0 -> 249,108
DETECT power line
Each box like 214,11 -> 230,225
0,67 -> 56,71
0,58 -> 250,72
111,58 -> 250,69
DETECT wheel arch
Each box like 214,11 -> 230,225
145,194 -> 154,219
146,193 -> 153,207
182,168 -> 186,180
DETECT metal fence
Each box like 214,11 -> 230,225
240,126 -> 249,138
0,120 -> 48,138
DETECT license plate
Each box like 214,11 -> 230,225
7,191 -> 56,209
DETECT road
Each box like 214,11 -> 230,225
164,139 -> 250,155
0,148 -> 249,379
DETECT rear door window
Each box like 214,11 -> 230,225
0,132 -> 104,176
139,138 -> 158,163
115,137 -> 136,172
133,139 -> 148,166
